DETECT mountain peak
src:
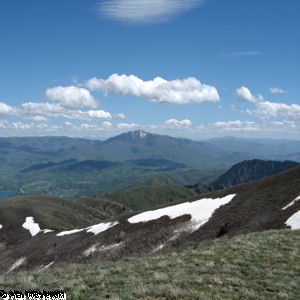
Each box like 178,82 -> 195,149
107,130 -> 153,144
129,130 -> 148,139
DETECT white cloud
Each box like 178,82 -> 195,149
80,123 -> 97,130
86,74 -> 219,104
114,113 -> 126,119
117,122 -> 139,130
99,0 -> 203,24
235,86 -> 263,103
0,120 -> 8,128
236,86 -> 300,121
20,102 -> 66,120
86,110 -> 112,120
0,100 -> 112,121
103,121 -> 113,128
247,101 -> 300,120
165,118 -> 192,128
0,102 -> 13,114
12,122 -> 32,130
45,86 -> 99,109
214,120 -> 260,132
269,87 -> 288,94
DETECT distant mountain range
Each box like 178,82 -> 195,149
208,136 -> 300,161
0,130 -> 300,198
0,165 -> 299,273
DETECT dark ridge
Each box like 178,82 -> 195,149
212,159 -> 300,187
21,159 -> 77,173
64,160 -> 116,171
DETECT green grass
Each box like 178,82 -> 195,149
1,229 -> 299,299
1,158 -> 219,199
0,195 -> 130,230
103,185 -> 196,211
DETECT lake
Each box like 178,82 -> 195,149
0,191 -> 15,201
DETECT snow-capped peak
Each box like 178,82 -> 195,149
130,129 -> 147,139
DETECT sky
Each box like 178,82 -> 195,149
0,0 -> 299,140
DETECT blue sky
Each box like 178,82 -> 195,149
0,0 -> 299,140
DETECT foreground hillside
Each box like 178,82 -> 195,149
0,166 -> 299,274
1,229 -> 299,299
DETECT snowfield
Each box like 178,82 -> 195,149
285,210 -> 300,230
128,194 -> 236,231
20,192 -> 299,244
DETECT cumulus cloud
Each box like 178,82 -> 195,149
85,74 -> 219,104
117,122 -> 139,130
20,102 -> 66,120
45,86 -> 99,108
103,121 -> 113,128
85,110 -> 112,120
235,86 -> 263,103
164,118 -> 192,128
0,102 -> 14,114
235,86 -> 300,121
247,101 -> 300,120
214,120 -> 260,132
114,113 -> 126,119
0,101 -> 111,121
269,87 -> 288,94
99,0 -> 203,24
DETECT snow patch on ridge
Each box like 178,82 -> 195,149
38,261 -> 54,273
128,194 -> 236,231
152,244 -> 165,253
282,195 -> 300,210
84,244 -> 97,256
57,221 -> 119,237
22,216 -> 53,236
83,242 -> 123,257
22,217 -> 41,236
285,210 -> 300,230
86,221 -> 118,235
57,228 -> 84,236
99,242 -> 123,252
7,257 -> 26,273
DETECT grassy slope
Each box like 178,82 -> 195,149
2,158 -> 219,199
0,195 -> 131,230
101,185 -> 196,211
1,229 -> 299,299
